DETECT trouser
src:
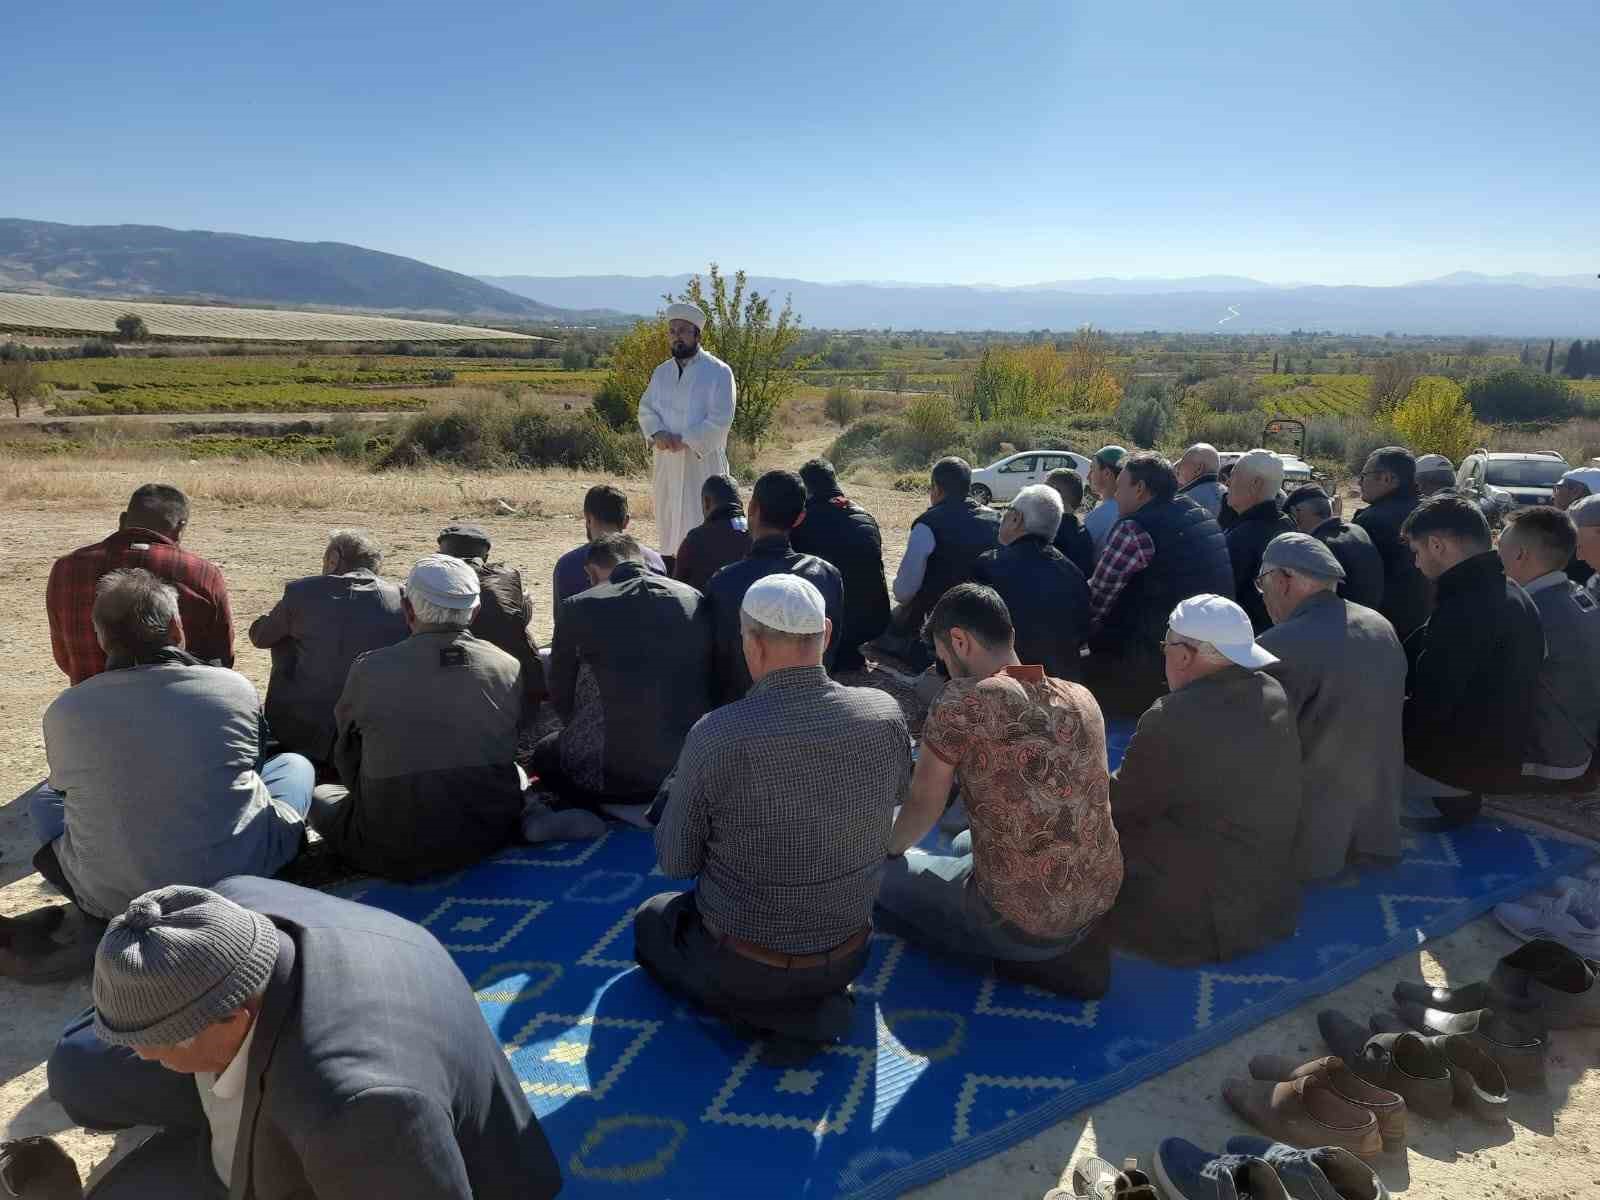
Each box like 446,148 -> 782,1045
632,891 -> 867,1043
876,605 -> 934,673
530,733 -> 655,816
1081,648 -> 1166,720
875,831 -> 1083,964
1402,763 -> 1482,830
47,1009 -> 224,1198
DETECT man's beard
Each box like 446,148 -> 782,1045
671,338 -> 697,361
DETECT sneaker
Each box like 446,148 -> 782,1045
1224,1137 -> 1391,1200
1495,889 -> 1600,959
1052,1154 -> 1158,1199
1154,1138 -> 1289,1200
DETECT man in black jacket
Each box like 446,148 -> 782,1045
1283,485 -> 1385,612
1354,446 -> 1431,640
973,484 -> 1090,680
705,470 -> 844,703
43,878 -> 560,1199
673,474 -> 751,592
538,533 -> 713,815
1223,449 -> 1294,632
791,458 -> 891,672
438,523 -> 546,712
1044,467 -> 1096,579
1400,494 -> 1544,827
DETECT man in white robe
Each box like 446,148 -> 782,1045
637,303 -> 737,562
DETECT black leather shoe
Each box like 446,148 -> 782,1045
1374,1006 -> 1547,1092
0,1137 -> 82,1200
1426,1034 -> 1509,1122
1317,1010 -> 1453,1120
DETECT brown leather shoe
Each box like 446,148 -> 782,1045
1222,1074 -> 1383,1159
1248,1054 -> 1407,1153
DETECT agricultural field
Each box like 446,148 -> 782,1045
1252,372 -> 1372,418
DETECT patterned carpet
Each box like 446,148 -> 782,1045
347,723 -> 1596,1199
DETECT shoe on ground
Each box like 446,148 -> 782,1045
1425,1033 -> 1509,1123
1055,1154 -> 1158,1199
1492,938 -> 1600,1029
1222,1074 -> 1382,1159
1316,1011 -> 1454,1121
1154,1138 -> 1289,1200
1495,888 -> 1600,959
0,1136 -> 83,1200
0,907 -> 99,986
1373,1006 -> 1546,1092
1224,1136 -> 1391,1200
996,934 -> 1111,1000
1247,1055 -> 1406,1154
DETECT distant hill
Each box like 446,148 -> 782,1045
0,219 -> 622,323
482,272 -> 1600,336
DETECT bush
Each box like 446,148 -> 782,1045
823,384 -> 862,427
901,392 -> 964,459
589,378 -> 636,432
1120,396 -> 1171,449
1465,369 -> 1581,423
80,338 -> 117,358
429,368 -> 456,384
115,313 -> 149,342
1344,417 -> 1399,476
560,346 -> 588,370
1192,374 -> 1255,413
1391,378 -> 1480,463
381,393 -> 647,474
893,473 -> 926,493
1179,409 -> 1259,450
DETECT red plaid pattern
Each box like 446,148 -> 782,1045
1087,519 -> 1155,629
47,528 -> 235,683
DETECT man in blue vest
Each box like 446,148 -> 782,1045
1081,452 -> 1234,717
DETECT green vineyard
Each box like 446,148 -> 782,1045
1253,373 -> 1372,418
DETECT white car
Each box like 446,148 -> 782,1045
969,449 -> 1093,505
1217,450 -> 1315,485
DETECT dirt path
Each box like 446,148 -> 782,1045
1,482 -> 1596,1198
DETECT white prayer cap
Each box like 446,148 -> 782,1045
741,574 -> 826,635
1168,593 -> 1279,670
1559,467 -> 1600,495
1570,494 -> 1600,528
406,553 -> 480,610
664,302 -> 707,331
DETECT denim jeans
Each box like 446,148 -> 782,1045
876,831 -> 1084,964
28,753 -> 316,847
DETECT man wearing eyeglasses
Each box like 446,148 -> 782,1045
1352,447 -> 1430,640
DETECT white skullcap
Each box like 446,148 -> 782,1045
1168,593 -> 1279,669
741,573 -> 826,635
664,302 -> 707,331
406,553 -> 480,610
1559,467 -> 1600,495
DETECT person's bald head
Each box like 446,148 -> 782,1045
1225,450 -> 1283,514
1497,506 -> 1576,585
1176,443 -> 1221,487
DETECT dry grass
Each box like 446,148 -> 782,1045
1492,418 -> 1600,466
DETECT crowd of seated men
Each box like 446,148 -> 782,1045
7,439 -> 1600,1195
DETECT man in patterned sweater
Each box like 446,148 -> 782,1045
878,583 -> 1123,998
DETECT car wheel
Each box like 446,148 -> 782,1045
970,484 -> 992,504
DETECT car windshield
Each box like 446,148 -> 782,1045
1485,460 -> 1568,487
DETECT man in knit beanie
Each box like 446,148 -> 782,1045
34,878 -> 560,1198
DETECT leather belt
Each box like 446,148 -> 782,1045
711,923 -> 872,970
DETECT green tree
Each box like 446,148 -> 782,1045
1464,368 -> 1580,423
675,264 -> 805,447
1272,351 -> 1279,373
590,317 -> 669,430
0,358 -> 47,418
1545,339 -> 1555,375
1392,377 -> 1479,463
114,313 -> 148,342
1564,339 -> 1587,380
1518,343 -> 1533,367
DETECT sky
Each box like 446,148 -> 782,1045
10,0 -> 1599,287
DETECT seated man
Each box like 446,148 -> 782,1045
551,484 -> 666,605
791,457 -> 891,672
1414,453 -> 1457,497
637,575 -> 911,1050
673,473 -> 751,592
1257,534 -> 1406,880
40,879 -> 560,1198
1044,467 -> 1095,579
1174,442 -> 1226,518
705,469 -> 844,703
537,533 -> 713,816
1576,495 -> 1600,602
973,484 -> 1090,681
34,569 -> 310,923
313,555 -> 524,880
47,483 -> 234,684
1400,494 -> 1543,827
1553,467 -> 1600,586
1083,445 -> 1128,558
878,584 -> 1121,997
1084,452 -> 1234,718
1223,449 -> 1294,632
1497,507 -> 1600,787
1102,595 -> 1303,964
1353,446 -> 1430,641
876,456 -> 1000,671
437,522 -> 546,711
249,529 -> 408,766
1283,484 -> 1385,612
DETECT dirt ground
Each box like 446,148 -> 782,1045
2,469 -> 1598,1198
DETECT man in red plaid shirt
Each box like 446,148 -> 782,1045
47,484 -> 235,684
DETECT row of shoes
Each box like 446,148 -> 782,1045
1495,864 -> 1600,962
1050,1139 -> 1388,1199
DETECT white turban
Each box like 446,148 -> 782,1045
664,302 -> 706,331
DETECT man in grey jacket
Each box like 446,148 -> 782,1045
1498,507 -> 1600,786
40,879 -> 560,1198
1257,534 -> 1406,880
1174,443 -> 1226,518
249,530 -> 408,767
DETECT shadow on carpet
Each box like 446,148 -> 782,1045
348,773 -> 1592,1197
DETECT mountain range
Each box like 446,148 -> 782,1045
482,272 -> 1600,336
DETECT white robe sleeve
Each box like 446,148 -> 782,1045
681,362 -> 735,455
638,367 -> 666,441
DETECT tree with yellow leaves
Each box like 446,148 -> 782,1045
1391,377 -> 1479,463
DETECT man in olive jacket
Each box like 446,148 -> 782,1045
44,877 -> 561,1199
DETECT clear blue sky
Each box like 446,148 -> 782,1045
11,1 -> 1597,286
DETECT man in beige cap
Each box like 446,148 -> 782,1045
638,301 -> 737,565
37,878 -> 559,1197
310,555 -> 526,879
638,574 -> 910,1057
1103,594 -> 1303,964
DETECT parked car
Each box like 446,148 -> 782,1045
1216,450 -> 1316,485
969,449 -> 1093,505
1455,449 -> 1568,511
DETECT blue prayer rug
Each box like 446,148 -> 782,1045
348,725 -> 1593,1199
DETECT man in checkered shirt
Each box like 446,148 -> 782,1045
638,574 -> 911,1053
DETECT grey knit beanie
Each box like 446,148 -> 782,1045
92,885 -> 280,1047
